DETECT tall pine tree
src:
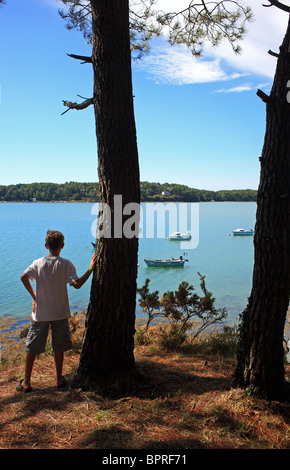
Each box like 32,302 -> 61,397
60,0 -> 252,389
236,2 -> 290,400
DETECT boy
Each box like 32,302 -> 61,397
17,230 -> 97,392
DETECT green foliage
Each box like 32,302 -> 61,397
0,182 -> 99,202
189,326 -> 239,356
129,0 -> 162,60
137,275 -> 228,347
155,1 -> 253,56
58,0 -> 161,57
137,278 -> 162,331
134,328 -> 151,346
19,324 -> 29,339
58,1 -> 253,57
0,181 -> 257,202
160,273 -> 227,339
140,182 -> 257,202
58,0 -> 93,43
158,323 -> 188,352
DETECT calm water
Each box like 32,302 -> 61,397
0,202 -> 256,325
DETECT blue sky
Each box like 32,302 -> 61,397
0,0 -> 288,190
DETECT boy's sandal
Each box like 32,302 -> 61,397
16,379 -> 33,393
57,376 -> 68,389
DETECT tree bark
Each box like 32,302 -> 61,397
235,15 -> 290,399
72,0 -> 140,388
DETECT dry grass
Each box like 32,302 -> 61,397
0,313 -> 290,450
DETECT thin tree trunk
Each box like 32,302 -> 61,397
236,15 -> 290,399
72,0 -> 140,388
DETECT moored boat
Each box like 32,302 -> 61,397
168,232 -> 191,240
144,257 -> 188,267
232,228 -> 254,236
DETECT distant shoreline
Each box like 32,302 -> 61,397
0,182 -> 257,203
0,200 -> 257,204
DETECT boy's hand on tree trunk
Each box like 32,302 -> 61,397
90,253 -> 97,269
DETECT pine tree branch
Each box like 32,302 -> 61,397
59,1 -> 253,56
67,53 -> 92,64
268,49 -> 279,58
61,97 -> 95,115
262,0 -> 290,12
257,89 -> 272,104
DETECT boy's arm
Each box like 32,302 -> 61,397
21,273 -> 36,301
72,253 -> 97,290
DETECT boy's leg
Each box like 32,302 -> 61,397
54,351 -> 64,387
22,320 -> 49,389
23,353 -> 36,389
50,319 -> 72,386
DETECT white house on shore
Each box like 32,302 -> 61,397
161,188 -> 171,197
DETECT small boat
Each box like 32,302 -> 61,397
232,228 -> 254,236
144,257 -> 188,267
168,232 -> 192,240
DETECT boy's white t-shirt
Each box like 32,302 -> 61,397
24,255 -> 79,321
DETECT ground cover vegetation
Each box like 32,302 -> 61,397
0,300 -> 289,449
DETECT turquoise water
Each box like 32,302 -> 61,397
0,202 -> 256,325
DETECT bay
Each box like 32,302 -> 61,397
0,201 -> 256,325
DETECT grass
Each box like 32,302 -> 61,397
0,312 -> 290,449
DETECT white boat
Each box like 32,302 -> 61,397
144,257 -> 188,267
232,228 -> 254,236
168,232 -> 191,240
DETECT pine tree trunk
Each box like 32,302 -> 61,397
236,16 -> 290,399
72,0 -> 140,387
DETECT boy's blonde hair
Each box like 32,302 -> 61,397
45,230 -> 64,251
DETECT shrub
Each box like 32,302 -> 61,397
136,274 -> 227,346
158,323 -> 188,352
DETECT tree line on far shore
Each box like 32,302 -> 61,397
0,181 -> 257,203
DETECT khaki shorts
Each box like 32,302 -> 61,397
25,319 -> 72,354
